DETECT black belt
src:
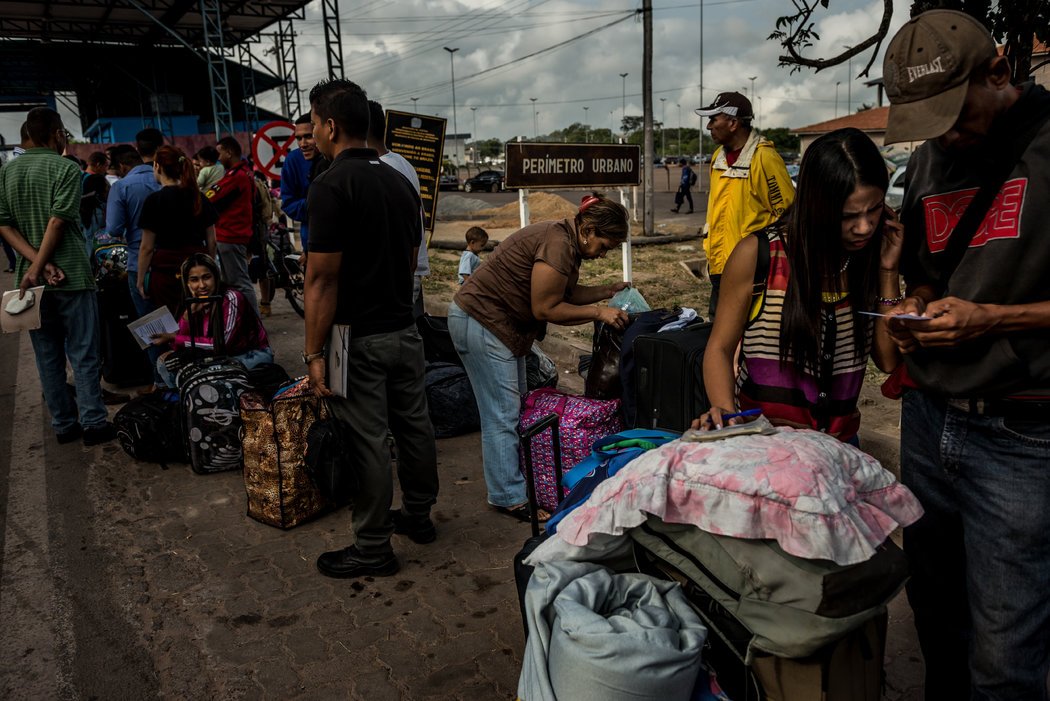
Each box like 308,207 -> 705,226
944,397 -> 1050,420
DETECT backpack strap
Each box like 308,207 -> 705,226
747,227 -> 773,323
937,104 -> 1050,281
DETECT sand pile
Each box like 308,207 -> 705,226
479,192 -> 579,228
436,194 -> 490,218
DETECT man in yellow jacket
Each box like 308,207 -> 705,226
697,92 -> 794,318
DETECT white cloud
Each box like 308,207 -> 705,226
0,0 -> 915,148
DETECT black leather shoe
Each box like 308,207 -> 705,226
389,509 -> 437,544
83,422 -> 116,446
316,545 -> 399,579
56,424 -> 83,444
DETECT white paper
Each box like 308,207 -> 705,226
858,311 -> 929,321
127,307 -> 180,350
327,324 -> 351,398
0,286 -> 44,333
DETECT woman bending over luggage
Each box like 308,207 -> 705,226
449,193 -> 631,522
137,145 -> 217,315
694,128 -> 903,444
152,253 -> 273,386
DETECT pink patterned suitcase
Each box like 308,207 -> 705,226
518,388 -> 623,512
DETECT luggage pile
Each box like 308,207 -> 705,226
513,309 -> 924,701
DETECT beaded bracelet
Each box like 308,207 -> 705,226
876,294 -> 905,306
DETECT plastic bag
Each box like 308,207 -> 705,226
609,286 -> 651,313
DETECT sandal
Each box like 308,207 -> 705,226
492,503 -> 550,524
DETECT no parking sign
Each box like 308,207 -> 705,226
251,120 -> 296,181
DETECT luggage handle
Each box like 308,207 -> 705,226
519,412 -> 563,538
523,387 -> 567,415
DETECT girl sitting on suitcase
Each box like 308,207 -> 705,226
151,253 -> 273,387
694,128 -> 903,445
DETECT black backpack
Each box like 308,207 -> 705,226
689,169 -> 698,187
114,390 -> 189,467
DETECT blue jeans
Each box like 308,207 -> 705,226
29,290 -> 108,433
448,302 -> 527,508
156,347 -> 274,388
127,273 -> 164,384
901,390 -> 1050,701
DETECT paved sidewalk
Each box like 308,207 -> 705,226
0,292 -> 924,699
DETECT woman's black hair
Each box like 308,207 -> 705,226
179,253 -> 230,355
779,127 -> 889,371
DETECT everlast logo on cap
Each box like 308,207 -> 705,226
906,57 -> 946,83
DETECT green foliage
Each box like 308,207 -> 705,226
759,127 -> 800,151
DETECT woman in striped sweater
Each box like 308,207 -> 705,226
695,128 -> 904,444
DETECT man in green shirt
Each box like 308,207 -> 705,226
0,107 -> 114,445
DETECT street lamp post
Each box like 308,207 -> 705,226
530,98 -> 538,138
676,102 -> 682,155
410,96 -> 419,113
583,106 -> 589,143
443,47 -> 460,167
748,76 -> 756,102
619,72 -> 629,137
843,45 -> 853,115
470,106 -> 478,167
835,81 -> 841,118
660,97 -> 666,156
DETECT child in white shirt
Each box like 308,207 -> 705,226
458,226 -> 489,284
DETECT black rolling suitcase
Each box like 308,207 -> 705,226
631,321 -> 713,432
97,277 -> 154,387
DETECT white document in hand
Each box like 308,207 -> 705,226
328,324 -> 351,398
0,286 -> 44,333
127,307 -> 180,350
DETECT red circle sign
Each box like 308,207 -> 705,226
251,120 -> 296,181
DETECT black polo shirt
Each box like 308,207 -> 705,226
307,147 -> 422,336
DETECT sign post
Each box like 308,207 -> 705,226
385,110 -> 448,234
251,120 -> 296,181
505,142 -> 641,282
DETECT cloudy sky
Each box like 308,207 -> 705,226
273,0 -> 914,141
2,0 -> 913,146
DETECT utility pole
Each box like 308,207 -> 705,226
698,0 -> 704,180
843,45 -> 853,114
642,0 -> 653,237
748,76 -> 756,102
443,47 -> 460,167
470,106 -> 477,168
583,106 -> 589,142
676,102 -> 682,154
659,97 -> 666,155
620,72 -> 629,137
835,81 -> 841,118
530,98 -> 538,138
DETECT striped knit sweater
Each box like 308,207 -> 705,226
736,230 -> 872,442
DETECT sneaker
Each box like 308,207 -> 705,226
316,545 -> 399,579
389,509 -> 437,544
259,302 -> 271,317
83,422 -> 116,446
56,424 -> 83,444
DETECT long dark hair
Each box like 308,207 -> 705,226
179,253 -> 229,355
155,145 -> 203,215
779,127 -> 888,371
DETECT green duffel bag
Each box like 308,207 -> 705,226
629,515 -> 908,660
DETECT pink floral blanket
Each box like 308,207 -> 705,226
551,428 -> 924,566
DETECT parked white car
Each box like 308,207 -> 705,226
886,165 -> 907,211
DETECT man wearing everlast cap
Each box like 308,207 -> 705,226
697,91 -> 793,318
883,10 -> 1050,699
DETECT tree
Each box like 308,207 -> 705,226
770,0 -> 1048,82
476,138 -> 503,160
760,127 -> 800,151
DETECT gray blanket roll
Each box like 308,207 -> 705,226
518,560 -> 707,701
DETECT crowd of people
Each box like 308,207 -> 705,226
0,8 -> 1046,697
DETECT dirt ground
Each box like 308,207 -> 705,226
422,219 -> 904,472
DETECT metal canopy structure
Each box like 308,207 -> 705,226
0,0 -> 310,47
0,0 -> 315,138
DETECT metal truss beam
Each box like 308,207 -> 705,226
276,19 -> 300,120
199,0 -> 234,138
321,0 -> 344,80
238,43 -> 259,134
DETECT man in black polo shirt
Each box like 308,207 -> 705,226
304,78 -> 439,579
